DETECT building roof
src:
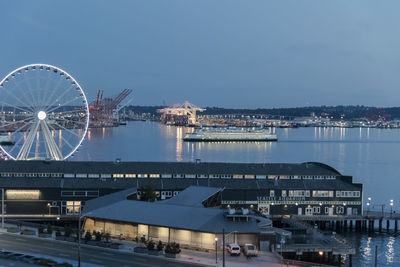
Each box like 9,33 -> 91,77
0,160 -> 342,176
161,186 -> 221,207
83,186 -> 260,234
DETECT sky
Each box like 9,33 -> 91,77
1,1 -> 400,108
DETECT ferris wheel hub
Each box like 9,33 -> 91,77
37,111 -> 47,121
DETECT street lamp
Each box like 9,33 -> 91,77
390,200 -> 394,218
215,237 -> 218,264
47,203 -> 51,215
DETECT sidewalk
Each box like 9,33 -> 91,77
116,239 -> 289,267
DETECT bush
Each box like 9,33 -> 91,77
84,231 -> 92,241
157,240 -> 163,251
38,225 -> 45,234
147,240 -> 155,250
94,231 -> 103,241
46,224 -> 53,234
104,232 -> 111,242
64,226 -> 72,237
140,235 -> 146,244
165,242 -> 181,254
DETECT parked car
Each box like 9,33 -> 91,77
243,243 -> 257,257
226,243 -> 241,256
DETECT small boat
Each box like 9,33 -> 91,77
183,127 -> 277,142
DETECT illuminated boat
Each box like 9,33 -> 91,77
183,127 -> 277,142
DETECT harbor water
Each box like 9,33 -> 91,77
73,121 -> 400,266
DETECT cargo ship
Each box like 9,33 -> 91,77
183,127 -> 277,142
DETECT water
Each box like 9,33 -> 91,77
73,121 -> 400,266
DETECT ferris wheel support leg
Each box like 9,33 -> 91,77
40,121 -> 63,160
16,120 -> 40,160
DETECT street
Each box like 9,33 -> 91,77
0,232 -> 206,267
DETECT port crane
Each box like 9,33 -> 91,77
89,89 -> 132,127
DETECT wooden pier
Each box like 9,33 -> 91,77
292,211 -> 400,233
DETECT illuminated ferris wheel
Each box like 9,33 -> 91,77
0,64 -> 89,160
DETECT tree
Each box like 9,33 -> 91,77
84,231 -> 92,242
157,240 -> 163,251
46,224 -> 53,234
140,182 -> 157,202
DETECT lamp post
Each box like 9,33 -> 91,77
78,207 -> 81,267
367,197 -> 371,216
215,237 -> 218,264
1,188 -> 4,228
47,203 -> 51,215
390,200 -> 394,218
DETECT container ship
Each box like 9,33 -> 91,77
183,127 -> 277,142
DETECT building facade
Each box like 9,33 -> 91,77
0,160 -> 362,218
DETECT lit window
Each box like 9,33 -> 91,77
113,174 -> 124,178
6,190 -> 40,200
233,174 -> 243,179
149,174 -> 160,178
281,190 -> 287,197
125,174 -> 136,178
270,190 -> 275,197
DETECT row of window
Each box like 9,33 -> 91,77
61,191 -> 99,197
268,190 -> 360,198
336,191 -> 361,198
0,172 -> 337,180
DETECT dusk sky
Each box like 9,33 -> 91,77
1,1 -> 400,108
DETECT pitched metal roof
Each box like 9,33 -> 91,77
83,186 -> 259,234
161,186 -> 222,207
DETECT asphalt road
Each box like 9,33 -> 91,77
0,233 -> 206,267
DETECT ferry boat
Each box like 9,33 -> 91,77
0,133 -> 14,146
183,127 -> 277,142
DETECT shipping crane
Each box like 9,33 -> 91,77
89,89 -> 132,127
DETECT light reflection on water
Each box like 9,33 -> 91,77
73,121 -> 400,266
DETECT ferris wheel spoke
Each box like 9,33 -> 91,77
0,101 -> 33,115
8,133 -> 26,156
43,84 -> 76,112
40,120 -> 63,160
41,74 -> 68,111
21,73 -> 41,110
38,67 -> 55,110
0,85 -> 35,113
0,116 -> 34,129
48,123 -> 75,151
8,77 -> 38,111
57,117 -> 86,126
16,120 -> 40,160
46,96 -> 82,114
53,122 -> 81,138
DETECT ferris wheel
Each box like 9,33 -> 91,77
0,64 -> 89,160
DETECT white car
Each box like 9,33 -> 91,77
243,243 -> 258,257
226,243 -> 241,256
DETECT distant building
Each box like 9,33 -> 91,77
0,160 -> 362,218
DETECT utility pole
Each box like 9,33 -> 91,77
375,245 -> 378,267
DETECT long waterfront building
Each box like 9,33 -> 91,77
0,160 -> 362,218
